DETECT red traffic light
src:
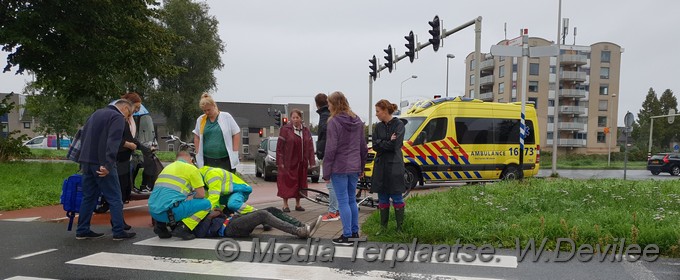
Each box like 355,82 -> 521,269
259,128 -> 264,137
282,117 -> 288,124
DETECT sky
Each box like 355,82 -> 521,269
1,0 -> 678,125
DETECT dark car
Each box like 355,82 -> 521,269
255,136 -> 320,182
647,153 -> 680,176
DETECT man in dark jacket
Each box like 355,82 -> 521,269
314,93 -> 339,222
75,99 -> 136,241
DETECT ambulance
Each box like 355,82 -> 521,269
362,96 -> 540,190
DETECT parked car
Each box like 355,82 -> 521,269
647,153 -> 680,176
255,136 -> 321,182
23,135 -> 71,149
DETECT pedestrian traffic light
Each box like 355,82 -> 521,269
383,44 -> 394,73
274,111 -> 281,127
404,31 -> 416,62
428,15 -> 441,52
369,55 -> 378,81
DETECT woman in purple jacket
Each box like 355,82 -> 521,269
322,91 -> 367,246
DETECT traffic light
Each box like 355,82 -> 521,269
383,44 -> 394,72
434,95 -> 442,99
404,31 -> 416,62
369,55 -> 378,81
274,111 -> 281,127
282,117 -> 288,125
428,15 -> 441,52
259,128 -> 264,137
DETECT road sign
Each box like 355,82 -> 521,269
505,35 -> 522,46
669,109 -> 675,124
624,111 -> 634,133
674,144 -> 679,152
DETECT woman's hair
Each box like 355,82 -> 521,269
314,93 -> 328,108
328,91 -> 356,119
121,92 -> 142,104
375,99 -> 397,114
290,108 -> 303,119
199,93 -> 218,110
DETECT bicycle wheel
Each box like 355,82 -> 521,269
299,188 -> 330,207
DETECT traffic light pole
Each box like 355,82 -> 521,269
368,75 -> 374,138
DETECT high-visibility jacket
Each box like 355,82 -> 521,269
148,160 -> 206,224
182,166 -> 255,230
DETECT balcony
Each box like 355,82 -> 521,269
479,92 -> 493,101
479,59 -> 495,71
558,122 -> 585,131
560,71 -> 587,82
559,89 -> 587,98
559,105 -> 586,115
560,54 -> 588,65
557,138 -> 587,147
479,75 -> 494,85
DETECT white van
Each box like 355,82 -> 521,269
24,135 -> 71,149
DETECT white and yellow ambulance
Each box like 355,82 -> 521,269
362,96 -> 540,189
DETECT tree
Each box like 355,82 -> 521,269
23,84 -> 94,149
658,89 -> 678,148
632,88 -> 663,153
148,0 -> 224,139
0,0 -> 179,104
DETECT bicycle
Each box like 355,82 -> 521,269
161,134 -> 196,163
299,180 -> 412,209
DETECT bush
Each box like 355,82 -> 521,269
0,131 -> 30,162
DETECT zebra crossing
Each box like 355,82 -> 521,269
60,237 -> 516,280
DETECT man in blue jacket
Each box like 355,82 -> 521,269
76,99 -> 136,241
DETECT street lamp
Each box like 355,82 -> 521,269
446,54 -> 455,97
608,93 -> 617,166
400,75 -> 418,109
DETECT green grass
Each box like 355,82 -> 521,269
27,149 -> 68,159
0,161 -> 79,211
364,178 -> 680,257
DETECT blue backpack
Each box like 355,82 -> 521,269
60,174 -> 83,231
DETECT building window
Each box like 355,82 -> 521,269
597,132 -> 606,143
470,59 -> 475,71
550,66 -> 556,74
499,82 -> 505,94
499,56 -> 505,62
529,97 -> 538,109
599,85 -> 609,95
547,132 -> 553,140
242,144 -> 249,155
598,116 -> 607,127
528,81 -> 539,92
529,63 -> 540,75
469,75 -> 475,86
499,65 -> 505,78
548,116 -> 554,123
511,97 -> 517,102
23,122 -> 31,129
470,89 -> 475,97
548,99 -> 555,107
601,51 -> 611,63
512,64 -> 518,72
600,67 -> 610,79
599,100 -> 609,111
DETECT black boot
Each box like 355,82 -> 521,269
171,222 -> 195,240
395,207 -> 405,232
377,207 -> 390,235
154,220 -> 172,239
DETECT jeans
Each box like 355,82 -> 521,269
378,193 -> 405,208
331,173 -> 359,237
77,163 -> 125,236
326,181 -> 339,213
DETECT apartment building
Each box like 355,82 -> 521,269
0,92 -> 37,139
464,37 -> 623,155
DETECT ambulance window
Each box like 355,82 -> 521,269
420,118 -> 447,143
402,117 -> 426,141
456,118 -> 493,144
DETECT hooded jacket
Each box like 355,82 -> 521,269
322,113 -> 367,180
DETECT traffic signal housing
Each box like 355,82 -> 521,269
428,15 -> 441,52
383,45 -> 394,72
274,111 -> 282,127
404,31 -> 416,62
369,55 -> 378,81
282,117 -> 288,125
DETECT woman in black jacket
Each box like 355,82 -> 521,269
371,99 -> 406,233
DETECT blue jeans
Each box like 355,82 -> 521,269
331,173 -> 359,237
150,199 -> 212,223
327,181 -> 339,213
378,193 -> 404,205
77,163 -> 125,236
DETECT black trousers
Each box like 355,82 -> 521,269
204,156 -> 234,173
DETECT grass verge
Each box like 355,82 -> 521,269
363,178 -> 680,257
0,161 -> 79,211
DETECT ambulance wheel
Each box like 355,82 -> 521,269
404,166 -> 419,191
501,165 -> 521,180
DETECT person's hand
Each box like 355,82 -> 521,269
359,172 -> 365,179
97,166 -> 109,177
390,133 -> 397,141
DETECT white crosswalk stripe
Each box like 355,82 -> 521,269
64,237 -> 515,279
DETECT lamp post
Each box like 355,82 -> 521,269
400,75 -> 418,109
608,93 -> 617,167
446,54 -> 455,97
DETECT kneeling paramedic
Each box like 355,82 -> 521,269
148,151 -> 211,240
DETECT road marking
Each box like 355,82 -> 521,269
67,252 -> 503,280
5,277 -> 59,280
135,237 -> 518,268
50,204 -> 148,221
1,217 -> 41,222
12,248 -> 59,260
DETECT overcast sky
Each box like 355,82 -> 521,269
1,0 -> 678,125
